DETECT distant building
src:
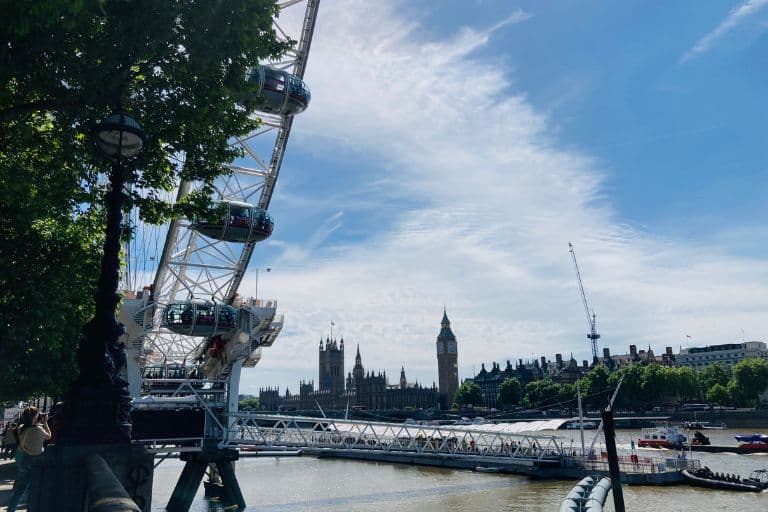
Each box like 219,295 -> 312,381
259,339 -> 438,412
347,351 -> 439,411
470,359 -> 548,409
436,309 -> 459,408
319,337 -> 345,395
597,345 -> 676,369
676,341 -> 768,368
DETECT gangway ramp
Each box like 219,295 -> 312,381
227,414 -> 565,475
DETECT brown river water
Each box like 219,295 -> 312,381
151,428 -> 768,511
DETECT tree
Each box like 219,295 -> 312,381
522,379 -> 561,409
668,367 -> 699,402
706,383 -> 730,406
239,397 -> 260,412
0,0 -> 290,400
497,378 -> 522,410
607,364 -> 644,410
454,381 -> 485,408
698,362 -> 733,392
557,383 -> 577,412
732,358 -> 768,407
580,365 -> 611,409
641,364 -> 669,403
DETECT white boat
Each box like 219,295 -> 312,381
638,424 -> 687,449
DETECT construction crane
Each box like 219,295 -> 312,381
568,242 -> 600,362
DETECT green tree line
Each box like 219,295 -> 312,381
453,358 -> 768,411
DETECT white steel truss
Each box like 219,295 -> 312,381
129,0 -> 321,369
226,414 -> 565,463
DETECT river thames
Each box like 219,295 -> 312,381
151,429 -> 768,511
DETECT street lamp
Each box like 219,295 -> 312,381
94,112 -> 146,158
254,267 -> 272,303
60,111 -> 147,444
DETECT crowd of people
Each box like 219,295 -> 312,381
1,404 -> 60,512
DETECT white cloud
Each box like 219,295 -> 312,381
238,1 -> 768,395
681,0 -> 768,62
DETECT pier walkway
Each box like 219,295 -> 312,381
230,414 -> 561,456
226,414 -> 564,475
221,414 -> 700,483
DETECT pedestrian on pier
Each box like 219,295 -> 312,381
7,406 -> 51,512
1,421 -> 17,459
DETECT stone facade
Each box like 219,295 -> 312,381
259,341 -> 439,412
676,341 -> 768,368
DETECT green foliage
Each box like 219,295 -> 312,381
557,383 -> 576,408
454,381 -> 485,408
0,0 -> 289,400
580,365 -> 611,409
732,358 -> 768,407
497,377 -> 521,409
706,383 -> 730,406
239,397 -> 260,412
698,362 -> 732,391
668,366 -> 699,402
640,364 -> 670,402
1,0 -> 291,223
608,364 -> 644,410
522,379 -> 561,409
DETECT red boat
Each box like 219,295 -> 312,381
735,434 -> 768,451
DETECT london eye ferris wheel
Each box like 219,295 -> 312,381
119,0 -> 321,405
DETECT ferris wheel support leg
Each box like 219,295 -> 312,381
167,441 -> 243,512
216,459 -> 246,510
166,459 -> 207,512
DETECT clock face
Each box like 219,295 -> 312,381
448,341 -> 457,353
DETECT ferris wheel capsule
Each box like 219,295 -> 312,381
162,301 -> 238,337
244,65 -> 311,116
190,201 -> 274,243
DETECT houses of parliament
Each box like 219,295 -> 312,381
259,310 -> 460,411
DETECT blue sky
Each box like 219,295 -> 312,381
231,0 -> 768,396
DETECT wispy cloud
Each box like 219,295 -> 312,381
236,1 -> 768,394
681,0 -> 768,62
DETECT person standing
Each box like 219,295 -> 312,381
7,406 -> 51,512
1,422 -> 16,459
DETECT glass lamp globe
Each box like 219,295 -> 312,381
94,112 -> 146,159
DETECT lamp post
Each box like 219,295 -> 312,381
254,267 -> 271,302
60,111 -> 147,444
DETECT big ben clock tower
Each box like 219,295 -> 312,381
436,308 -> 459,409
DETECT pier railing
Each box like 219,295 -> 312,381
227,414 -> 564,463
567,454 -> 701,475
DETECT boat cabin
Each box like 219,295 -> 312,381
162,301 -> 238,337
190,201 -> 274,244
638,425 -> 687,448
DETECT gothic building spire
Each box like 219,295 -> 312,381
352,343 -> 364,385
